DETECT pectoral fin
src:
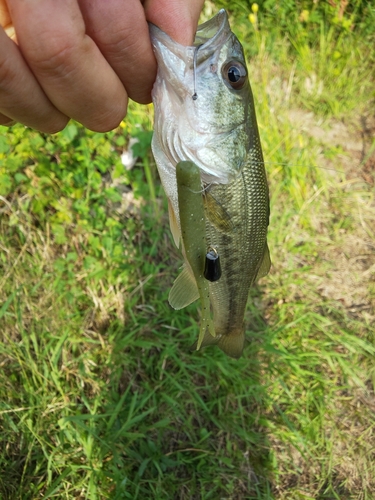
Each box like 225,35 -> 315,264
203,191 -> 234,234
168,200 -> 180,248
255,242 -> 271,280
168,264 -> 199,310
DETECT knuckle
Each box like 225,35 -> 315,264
0,53 -> 16,88
96,23 -> 145,59
103,35 -> 131,58
26,35 -> 81,77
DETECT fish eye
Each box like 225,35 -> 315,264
222,60 -> 248,90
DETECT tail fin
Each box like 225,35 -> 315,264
191,326 -> 245,359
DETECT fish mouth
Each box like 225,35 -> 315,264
194,9 -> 230,49
149,9 -> 231,58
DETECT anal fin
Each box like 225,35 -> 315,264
191,327 -> 245,359
192,328 -> 218,352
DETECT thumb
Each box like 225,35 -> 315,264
143,0 -> 204,46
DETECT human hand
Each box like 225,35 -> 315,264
0,0 -> 204,133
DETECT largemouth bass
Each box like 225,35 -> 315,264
150,9 -> 270,358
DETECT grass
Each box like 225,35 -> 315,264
1,1 -> 375,499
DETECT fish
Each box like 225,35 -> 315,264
150,9 -> 270,358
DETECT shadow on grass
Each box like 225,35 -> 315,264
0,265 -> 276,500
0,196 -> 274,500
97,284 -> 276,499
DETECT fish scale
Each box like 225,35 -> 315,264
206,155 -> 270,356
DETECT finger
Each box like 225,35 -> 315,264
78,0 -> 157,105
0,28 -> 69,132
0,1 -> 17,41
7,0 -> 128,132
0,0 -> 11,28
0,112 -> 16,126
143,0 -> 205,45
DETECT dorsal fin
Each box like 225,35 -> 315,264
255,242 -> 271,280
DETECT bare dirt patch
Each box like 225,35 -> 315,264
288,109 -> 375,321
289,108 -> 375,185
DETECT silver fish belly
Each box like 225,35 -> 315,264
150,9 -> 270,358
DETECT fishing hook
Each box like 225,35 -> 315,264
192,45 -> 202,100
